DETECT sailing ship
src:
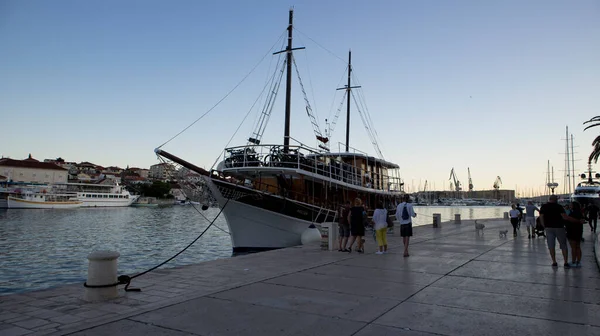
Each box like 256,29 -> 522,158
155,9 -> 405,251
571,163 -> 600,208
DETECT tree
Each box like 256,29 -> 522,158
584,116 -> 600,163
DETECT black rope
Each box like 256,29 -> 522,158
83,198 -> 231,292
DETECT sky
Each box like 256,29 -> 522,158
1,0 -> 599,196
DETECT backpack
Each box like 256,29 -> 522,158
401,204 -> 410,220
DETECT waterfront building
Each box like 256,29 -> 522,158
149,163 -> 175,181
0,155 -> 68,184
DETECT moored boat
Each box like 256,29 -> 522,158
155,9 -> 404,252
7,191 -> 81,209
571,163 -> 600,208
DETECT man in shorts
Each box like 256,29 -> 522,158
540,195 -> 570,268
525,201 -> 540,239
338,201 -> 351,252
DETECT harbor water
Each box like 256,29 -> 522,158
0,205 -> 509,295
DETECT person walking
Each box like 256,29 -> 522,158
566,202 -> 585,267
516,203 -> 524,230
509,204 -> 520,237
525,201 -> 540,239
371,202 -> 388,255
347,198 -> 366,253
540,195 -> 582,268
396,195 -> 416,257
586,203 -> 599,233
338,201 -> 351,252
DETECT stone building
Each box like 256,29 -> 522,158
0,154 -> 68,184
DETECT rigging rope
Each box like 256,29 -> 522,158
156,30 -> 287,149
351,92 -> 384,159
293,28 -> 346,64
352,72 -> 386,157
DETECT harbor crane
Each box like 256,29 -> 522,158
467,167 -> 474,193
493,176 -> 502,190
493,176 -> 502,200
449,168 -> 461,198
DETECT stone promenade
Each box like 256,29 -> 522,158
1,218 -> 600,336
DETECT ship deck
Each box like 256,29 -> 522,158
2,218 -> 600,336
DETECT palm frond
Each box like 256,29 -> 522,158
583,116 -> 600,131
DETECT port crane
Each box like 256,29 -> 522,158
493,176 -> 502,199
467,167 -> 474,194
449,168 -> 461,198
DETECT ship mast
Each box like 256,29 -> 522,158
338,50 -> 360,152
273,9 -> 304,152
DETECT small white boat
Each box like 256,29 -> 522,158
7,191 -> 82,209
132,197 -> 159,207
173,199 -> 200,205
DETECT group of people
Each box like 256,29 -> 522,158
337,195 -> 416,257
516,195 -> 596,268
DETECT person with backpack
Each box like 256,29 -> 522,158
396,194 -> 416,257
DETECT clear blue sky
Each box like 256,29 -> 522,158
1,0 -> 599,195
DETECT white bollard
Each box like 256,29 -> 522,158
84,251 -> 120,302
433,213 -> 442,228
504,212 -> 509,219
455,214 -> 461,224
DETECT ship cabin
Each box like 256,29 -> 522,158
219,144 -> 404,211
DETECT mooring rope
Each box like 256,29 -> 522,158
84,198 -> 231,291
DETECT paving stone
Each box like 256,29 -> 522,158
48,314 -> 83,324
432,275 -> 600,304
67,319 -> 194,336
265,272 -> 425,301
131,296 -> 365,335
307,264 -> 443,285
354,324 -> 441,336
335,254 -> 469,275
450,260 -> 600,288
409,286 -> 600,326
375,301 -> 600,336
0,324 -> 32,336
0,312 -> 21,322
12,317 -> 51,329
211,282 -> 400,322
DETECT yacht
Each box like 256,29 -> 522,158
571,163 -> 600,208
55,181 -> 139,207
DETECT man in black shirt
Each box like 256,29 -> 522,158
539,195 -> 570,268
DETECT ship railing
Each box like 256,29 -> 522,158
223,144 -> 403,192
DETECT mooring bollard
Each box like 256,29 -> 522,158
84,250 -> 120,302
503,212 -> 509,219
455,214 -> 461,224
433,213 -> 442,228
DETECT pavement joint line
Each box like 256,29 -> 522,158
357,322 -> 449,336
404,299 -> 600,328
198,294 -> 381,327
432,273 -> 600,292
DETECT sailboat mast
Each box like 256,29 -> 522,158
345,51 -> 352,152
283,9 -> 294,151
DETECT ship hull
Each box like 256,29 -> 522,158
7,197 -> 82,209
205,177 -> 335,252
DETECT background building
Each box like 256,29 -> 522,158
0,155 -> 68,184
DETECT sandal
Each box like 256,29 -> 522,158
403,253 -> 410,257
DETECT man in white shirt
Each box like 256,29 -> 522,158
396,195 -> 417,257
